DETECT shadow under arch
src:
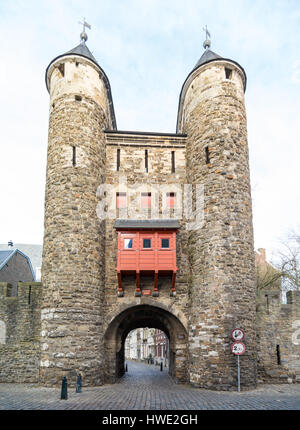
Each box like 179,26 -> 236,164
104,304 -> 188,384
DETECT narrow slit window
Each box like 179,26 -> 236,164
58,63 -> 65,77
28,285 -> 31,305
171,151 -> 175,173
145,150 -> 148,173
205,146 -> 210,164
72,146 -> 76,166
276,345 -> 281,365
225,68 -> 232,79
117,148 -> 120,171
265,294 -> 269,313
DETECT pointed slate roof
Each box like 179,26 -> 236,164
176,45 -> 247,132
45,39 -> 117,130
65,41 -> 99,66
193,48 -> 222,70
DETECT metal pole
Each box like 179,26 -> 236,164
237,355 -> 240,392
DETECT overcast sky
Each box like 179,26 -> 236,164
0,0 -> 299,260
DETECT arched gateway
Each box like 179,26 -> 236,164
104,304 -> 188,384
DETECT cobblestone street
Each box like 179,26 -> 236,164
0,361 -> 300,411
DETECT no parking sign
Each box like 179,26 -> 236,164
230,328 -> 246,392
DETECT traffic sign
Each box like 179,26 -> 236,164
231,341 -> 246,355
231,328 -> 245,341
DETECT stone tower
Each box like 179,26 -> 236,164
177,38 -> 257,389
40,31 -> 116,385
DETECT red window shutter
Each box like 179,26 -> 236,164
141,192 -> 151,208
116,192 -> 126,208
167,192 -> 176,208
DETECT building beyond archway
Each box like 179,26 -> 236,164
104,305 -> 188,384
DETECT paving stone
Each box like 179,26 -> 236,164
0,361 -> 300,410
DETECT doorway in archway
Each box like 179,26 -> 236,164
104,304 -> 188,384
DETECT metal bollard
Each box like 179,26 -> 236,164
76,373 -> 82,393
160,362 -> 163,372
61,376 -> 68,400
125,363 -> 128,372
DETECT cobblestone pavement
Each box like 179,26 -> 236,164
0,360 -> 300,410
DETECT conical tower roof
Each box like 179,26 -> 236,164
45,31 -> 117,130
64,41 -> 99,66
193,48 -> 223,70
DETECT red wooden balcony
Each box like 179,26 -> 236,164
114,220 -> 179,297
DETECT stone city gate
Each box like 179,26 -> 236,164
1,30 -> 300,390
38,30 -> 260,390
103,304 -> 188,384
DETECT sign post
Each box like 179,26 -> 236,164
230,328 -> 246,392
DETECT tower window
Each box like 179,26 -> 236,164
58,63 -> 65,77
75,95 -> 82,102
72,146 -> 76,166
205,146 -> 210,164
145,150 -> 148,173
171,151 -> 175,173
225,68 -> 232,79
117,148 -> 120,171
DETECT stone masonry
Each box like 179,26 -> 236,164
0,36 -> 299,390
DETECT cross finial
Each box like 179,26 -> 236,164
203,25 -> 211,50
78,18 -> 91,43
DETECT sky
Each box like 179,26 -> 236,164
0,0 -> 299,261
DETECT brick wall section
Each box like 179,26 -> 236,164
179,61 -> 257,390
0,282 -> 42,383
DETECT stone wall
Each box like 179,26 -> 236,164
40,54 -> 110,386
256,289 -> 300,383
0,282 -> 42,383
179,60 -> 257,390
102,131 -> 190,383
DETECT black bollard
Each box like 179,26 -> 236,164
160,362 -> 163,372
61,376 -> 68,400
76,373 -> 82,393
125,363 -> 128,372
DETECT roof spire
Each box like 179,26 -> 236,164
78,18 -> 91,44
203,25 -> 211,50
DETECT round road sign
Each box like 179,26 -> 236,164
231,328 -> 245,341
231,341 -> 246,355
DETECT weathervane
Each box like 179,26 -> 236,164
203,25 -> 211,50
78,18 -> 91,43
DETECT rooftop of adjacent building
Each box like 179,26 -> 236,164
0,243 -> 42,275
